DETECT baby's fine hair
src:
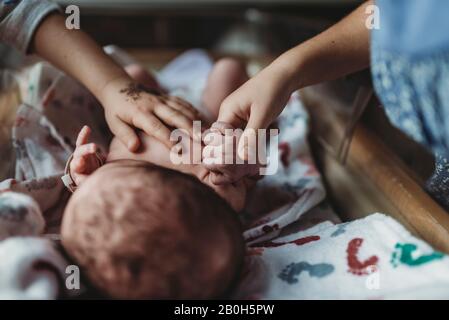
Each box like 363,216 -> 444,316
61,161 -> 244,299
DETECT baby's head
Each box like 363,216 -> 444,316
61,160 -> 244,299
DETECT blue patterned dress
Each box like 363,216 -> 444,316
371,0 -> 449,209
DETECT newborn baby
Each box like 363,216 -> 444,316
61,58 -> 257,299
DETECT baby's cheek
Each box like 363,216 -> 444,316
107,135 -> 169,165
196,168 -> 245,212
107,138 -> 131,162
212,183 -> 246,212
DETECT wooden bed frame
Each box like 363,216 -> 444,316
301,81 -> 449,253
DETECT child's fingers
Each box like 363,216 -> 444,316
203,130 -> 224,147
133,113 -> 172,149
238,118 -> 265,161
153,105 -> 197,140
166,100 -> 198,121
169,96 -> 199,116
76,125 -> 91,147
217,98 -> 243,128
210,121 -> 235,135
111,118 -> 140,152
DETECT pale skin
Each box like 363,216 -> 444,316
32,13 -> 197,152
217,1 -> 372,161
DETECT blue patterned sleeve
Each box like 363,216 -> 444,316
0,0 -> 61,54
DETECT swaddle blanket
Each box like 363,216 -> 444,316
0,61 -> 111,232
0,192 -> 45,240
0,49 -> 448,299
0,237 -> 69,299
234,213 -> 449,299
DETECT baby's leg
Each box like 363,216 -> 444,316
202,58 -> 249,119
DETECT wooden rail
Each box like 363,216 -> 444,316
302,84 -> 449,253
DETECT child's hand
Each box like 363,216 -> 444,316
217,63 -> 294,160
70,126 -> 104,186
203,122 -> 262,185
100,78 -> 199,152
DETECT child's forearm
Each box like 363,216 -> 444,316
30,12 -> 198,152
270,0 -> 372,93
31,13 -> 129,104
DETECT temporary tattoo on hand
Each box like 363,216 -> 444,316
120,83 -> 162,101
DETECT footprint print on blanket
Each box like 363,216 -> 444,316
346,238 -> 379,276
254,235 -> 320,248
278,261 -> 334,284
390,243 -> 444,268
331,223 -> 349,237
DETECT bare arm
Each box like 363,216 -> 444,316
275,0 -> 372,92
31,13 -> 198,152
31,13 -> 127,103
214,0 -> 373,169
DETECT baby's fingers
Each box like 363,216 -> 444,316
74,143 -> 97,159
76,125 -> 91,147
72,143 -> 99,174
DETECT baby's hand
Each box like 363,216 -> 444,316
70,126 -> 104,186
100,78 -> 200,152
203,122 -> 262,185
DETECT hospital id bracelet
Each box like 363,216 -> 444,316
61,152 -> 104,193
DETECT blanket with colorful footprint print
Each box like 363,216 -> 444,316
234,213 -> 449,299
